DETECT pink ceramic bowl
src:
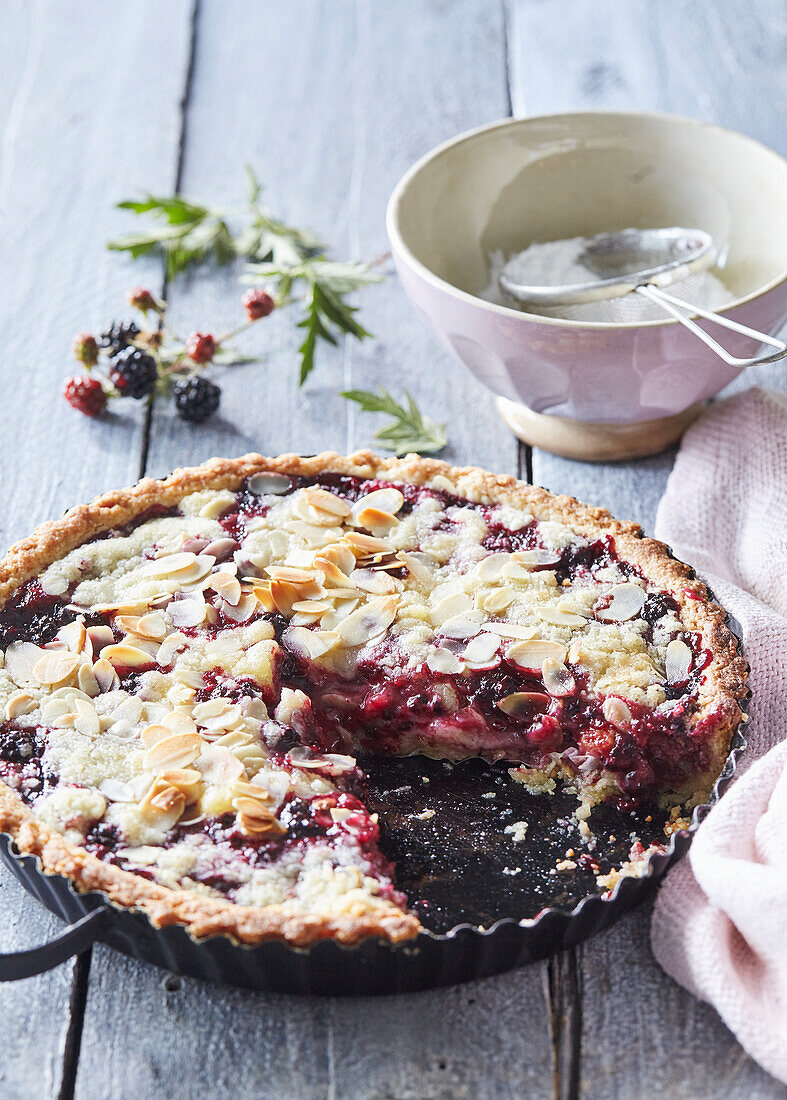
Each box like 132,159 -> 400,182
387,112 -> 787,459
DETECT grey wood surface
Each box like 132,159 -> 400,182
0,1 -> 784,1098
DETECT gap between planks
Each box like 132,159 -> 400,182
503,0 -> 581,1093
59,2 -> 202,1095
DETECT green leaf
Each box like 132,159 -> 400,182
341,389 -> 447,455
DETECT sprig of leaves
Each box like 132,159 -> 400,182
246,259 -> 380,384
342,388 -> 447,455
108,167 -> 382,382
108,196 -> 236,280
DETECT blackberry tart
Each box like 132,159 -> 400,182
0,453 -> 746,946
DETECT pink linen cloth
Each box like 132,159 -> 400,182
650,387 -> 787,1084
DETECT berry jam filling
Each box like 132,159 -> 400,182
0,582 -> 78,649
0,726 -> 57,804
281,643 -> 706,801
0,472 -> 722,902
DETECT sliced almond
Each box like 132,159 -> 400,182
73,699 -> 101,736
40,573 -> 69,596
5,642 -> 45,683
511,549 -> 561,568
354,507 -> 400,534
316,543 -> 356,576
236,798 -> 284,836
291,599 -> 332,614
439,613 -> 484,640
203,537 -> 239,562
666,638 -> 692,684
506,638 -> 567,669
173,668 -> 205,689
156,631 -> 188,666
92,658 -> 120,693
196,743 -> 245,784
602,697 -> 632,728
144,731 -> 202,773
162,711 -> 198,736
479,588 -> 515,615
282,626 -> 341,661
77,663 -> 100,697
338,597 -> 398,648
352,488 -> 405,519
481,622 -> 540,641
102,643 -> 154,670
248,471 -> 292,495
497,691 -> 551,716
288,747 -> 356,774
430,592 -> 473,626
462,633 -> 500,665
32,651 -> 79,686
4,691 -> 37,720
134,612 -> 168,641
350,569 -> 399,595
342,532 -> 391,557
541,658 -> 576,697
221,593 -> 258,623
57,620 -> 86,653
210,572 -> 242,607
426,648 -> 464,674
475,554 -> 511,582
86,625 -> 115,657
252,582 -> 277,613
312,556 -> 352,588
140,778 -> 186,818
536,606 -> 587,628
142,551 -> 201,578
141,723 -> 174,749
597,583 -> 647,623
158,767 -> 203,803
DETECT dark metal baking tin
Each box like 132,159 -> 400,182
0,617 -> 748,995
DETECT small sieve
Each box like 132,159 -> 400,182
499,227 -> 787,368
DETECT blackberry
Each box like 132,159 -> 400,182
99,319 -> 140,356
109,346 -> 158,399
173,376 -> 221,423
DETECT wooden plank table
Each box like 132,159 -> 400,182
0,2 -> 784,1096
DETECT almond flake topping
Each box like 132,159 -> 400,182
4,691 -> 37,720
666,639 -> 693,684
247,471 -> 291,495
597,583 -> 647,623
536,606 -> 587,628
541,658 -> 576,697
506,638 -> 567,669
32,651 -> 79,686
462,632 -> 500,665
497,691 -> 551,716
144,732 -> 202,773
602,697 -> 632,728
101,643 -> 154,670
338,597 -> 398,648
426,648 -> 464,674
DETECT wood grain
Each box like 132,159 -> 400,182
0,2 -> 192,1096
78,4 -> 552,1099
511,1 -> 787,1096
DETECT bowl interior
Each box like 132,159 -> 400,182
394,113 -> 787,312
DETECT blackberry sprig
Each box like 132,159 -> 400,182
108,166 -> 383,385
63,286 -> 272,424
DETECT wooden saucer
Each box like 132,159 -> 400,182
496,397 -> 706,462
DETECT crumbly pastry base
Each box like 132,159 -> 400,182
0,451 -> 747,945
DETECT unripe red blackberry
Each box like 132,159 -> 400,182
242,288 -> 275,321
185,332 -> 216,364
63,376 -> 107,416
72,333 -> 99,367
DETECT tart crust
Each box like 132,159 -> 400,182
0,451 -> 747,945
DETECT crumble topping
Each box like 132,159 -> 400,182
0,470 -> 721,928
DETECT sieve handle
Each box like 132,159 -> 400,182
636,284 -> 787,368
0,907 -> 109,980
